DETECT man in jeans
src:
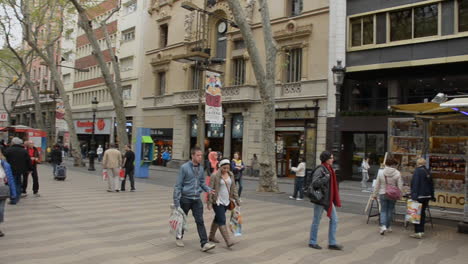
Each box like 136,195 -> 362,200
173,147 -> 216,252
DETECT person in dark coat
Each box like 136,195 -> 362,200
0,152 -> 17,237
4,137 -> 31,204
50,144 -> 63,176
307,151 -> 342,250
410,158 -> 435,239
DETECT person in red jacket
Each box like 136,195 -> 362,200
23,141 -> 40,197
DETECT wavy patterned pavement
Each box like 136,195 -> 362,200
0,165 -> 467,264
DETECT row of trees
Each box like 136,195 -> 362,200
0,0 -> 280,192
0,0 -> 129,167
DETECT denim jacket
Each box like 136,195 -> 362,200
173,161 -> 211,208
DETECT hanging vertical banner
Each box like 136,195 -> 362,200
205,71 -> 223,124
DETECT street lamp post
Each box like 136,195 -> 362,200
88,97 -> 99,171
331,60 -> 345,162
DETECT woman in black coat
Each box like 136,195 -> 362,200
50,144 -> 63,176
410,158 -> 435,239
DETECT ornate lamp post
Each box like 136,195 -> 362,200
331,60 -> 345,163
88,97 -> 99,171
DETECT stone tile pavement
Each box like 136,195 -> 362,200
0,165 -> 467,264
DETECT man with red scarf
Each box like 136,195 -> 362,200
23,141 -> 41,197
307,151 -> 342,250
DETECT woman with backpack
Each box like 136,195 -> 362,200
372,157 -> 403,235
410,158 -> 435,239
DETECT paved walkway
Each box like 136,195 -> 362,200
0,165 -> 466,264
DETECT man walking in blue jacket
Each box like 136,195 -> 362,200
173,147 -> 216,252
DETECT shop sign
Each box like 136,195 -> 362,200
205,71 -> 223,124
275,109 -> 315,119
0,112 -> 7,121
207,123 -> 224,138
151,128 -> 173,138
430,192 -> 465,209
74,119 -> 111,135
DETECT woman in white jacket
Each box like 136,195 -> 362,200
289,157 -> 306,201
372,157 -> 403,235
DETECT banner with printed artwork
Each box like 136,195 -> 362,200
205,71 -> 223,124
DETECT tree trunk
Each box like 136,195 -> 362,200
70,0 -> 129,151
46,46 -> 84,166
226,0 -> 279,192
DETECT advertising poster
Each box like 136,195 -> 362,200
205,71 -> 223,124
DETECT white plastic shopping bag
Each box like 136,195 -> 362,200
406,199 -> 422,224
169,206 -> 188,239
230,207 -> 242,237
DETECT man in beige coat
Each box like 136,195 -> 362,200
102,144 -> 122,192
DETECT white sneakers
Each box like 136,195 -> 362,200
410,232 -> 424,239
379,225 -> 387,235
175,239 -> 184,247
289,196 -> 304,201
201,242 -> 216,252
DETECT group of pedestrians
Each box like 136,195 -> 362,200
173,147 -> 242,252
102,144 -> 136,192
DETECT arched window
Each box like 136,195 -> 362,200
215,20 -> 227,59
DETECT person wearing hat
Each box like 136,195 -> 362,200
307,151 -> 343,250
207,158 -> 240,248
4,137 -> 31,204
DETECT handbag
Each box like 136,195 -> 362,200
405,199 -> 422,224
384,176 -> 401,200
307,184 -> 323,204
0,185 -> 10,200
222,177 -> 236,210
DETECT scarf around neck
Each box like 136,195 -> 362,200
322,162 -> 341,218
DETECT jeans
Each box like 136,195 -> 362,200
12,173 -> 22,204
309,204 -> 338,246
22,165 -> 39,194
361,172 -> 369,188
235,177 -> 243,197
213,204 -> 228,226
0,199 -> 5,222
415,198 -> 429,233
180,197 -> 208,247
292,177 -> 305,199
121,167 -> 135,190
379,195 -> 396,228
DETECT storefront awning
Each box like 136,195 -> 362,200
141,136 -> 154,144
440,97 -> 468,108
390,102 -> 455,114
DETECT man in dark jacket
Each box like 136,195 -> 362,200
121,144 -> 135,192
50,144 -> 63,176
23,141 -> 41,197
4,137 -> 31,204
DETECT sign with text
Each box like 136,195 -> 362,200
74,119 -> 111,135
205,71 -> 223,124
430,191 -> 465,209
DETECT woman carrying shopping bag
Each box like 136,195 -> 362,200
410,158 -> 435,239
372,157 -> 403,235
207,159 -> 240,248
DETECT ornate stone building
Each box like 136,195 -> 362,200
139,0 -> 331,175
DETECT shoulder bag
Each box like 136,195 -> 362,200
0,185 -> 10,200
384,176 -> 401,200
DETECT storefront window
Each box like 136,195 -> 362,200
351,133 -> 386,181
350,15 -> 374,47
459,0 -> 468,32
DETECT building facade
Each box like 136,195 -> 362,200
139,0 -> 331,175
67,0 -> 149,153
341,0 -> 468,180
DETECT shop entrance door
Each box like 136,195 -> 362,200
346,132 -> 386,181
285,147 -> 300,178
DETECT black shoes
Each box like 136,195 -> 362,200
309,244 -> 322,250
328,244 -> 343,250
0,230 -> 4,237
